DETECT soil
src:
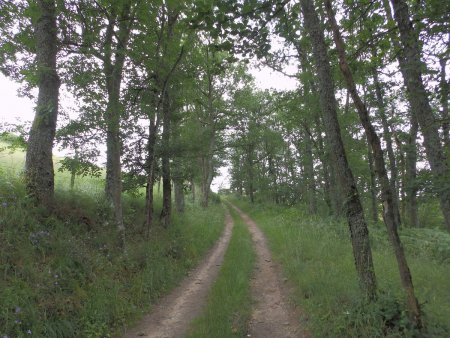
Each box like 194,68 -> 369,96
121,208 -> 234,338
230,204 -> 309,338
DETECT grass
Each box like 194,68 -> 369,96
184,206 -> 255,338
0,140 -> 226,338
231,198 -> 450,338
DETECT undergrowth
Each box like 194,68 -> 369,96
185,207 -> 255,338
0,168 -> 225,338
231,198 -> 450,337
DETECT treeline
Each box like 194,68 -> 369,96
1,0 -> 448,331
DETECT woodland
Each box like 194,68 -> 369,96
0,0 -> 449,337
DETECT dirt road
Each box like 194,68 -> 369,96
122,208 -> 234,338
229,203 -> 308,338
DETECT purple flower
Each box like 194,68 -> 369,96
4,335 -> 9,338
2,202 -> 7,207
15,306 -> 21,313
15,319 -> 21,324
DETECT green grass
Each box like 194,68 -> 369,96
0,143 -> 226,338
184,207 -> 255,338
231,198 -> 450,338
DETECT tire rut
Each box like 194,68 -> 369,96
122,208 -> 234,338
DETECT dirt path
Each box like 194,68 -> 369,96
122,208 -> 234,338
229,203 -> 308,338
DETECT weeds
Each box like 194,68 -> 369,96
0,167 -> 224,337
232,199 -> 450,337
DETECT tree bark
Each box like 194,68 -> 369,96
300,0 -> 377,300
160,91 -> 172,227
367,146 -> 379,223
25,0 -> 60,211
440,57 -> 449,150
174,179 -> 185,213
404,111 -> 419,227
104,2 -> 132,236
145,115 -> 158,233
325,0 -> 421,326
389,0 -> 450,231
373,69 -> 401,226
303,125 -> 317,214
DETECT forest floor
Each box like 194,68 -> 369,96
122,203 -> 307,338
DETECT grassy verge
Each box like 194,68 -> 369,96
184,207 -> 255,338
0,164 -> 225,338
231,198 -> 450,337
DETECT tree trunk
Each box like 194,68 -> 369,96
440,57 -> 449,150
145,116 -> 157,233
174,179 -> 185,213
70,148 -> 79,190
246,144 -> 255,203
303,125 -> 317,214
160,92 -> 171,227
104,2 -> 132,237
25,0 -> 60,211
389,0 -> 450,231
405,112 -> 419,227
325,0 -> 421,326
367,146 -> 378,223
373,69 -> 401,226
301,0 -> 377,300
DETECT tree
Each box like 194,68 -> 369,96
324,0 -> 422,326
300,0 -> 377,300
25,0 -> 60,210
388,0 -> 450,231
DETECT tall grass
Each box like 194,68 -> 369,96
185,207 -> 255,338
0,146 -> 225,338
232,199 -> 450,337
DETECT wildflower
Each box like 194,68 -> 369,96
15,306 -> 21,313
1,202 -> 7,207
4,335 -> 9,338
27,330 -> 32,335
15,319 -> 21,324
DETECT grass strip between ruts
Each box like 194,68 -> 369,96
184,206 -> 255,338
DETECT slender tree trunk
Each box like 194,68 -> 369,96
174,179 -> 185,213
405,112 -> 419,227
440,57 -> 449,150
303,125 -> 317,214
368,146 -> 378,223
394,132 -> 407,221
160,92 -> 171,227
325,0 -> 421,326
145,116 -> 157,232
389,0 -> 450,231
373,70 -> 401,226
246,144 -> 255,203
25,0 -> 60,211
70,148 -> 79,190
301,0 -> 377,300
104,3 -> 132,237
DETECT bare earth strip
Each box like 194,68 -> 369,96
229,203 -> 309,338
122,208 -> 234,338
